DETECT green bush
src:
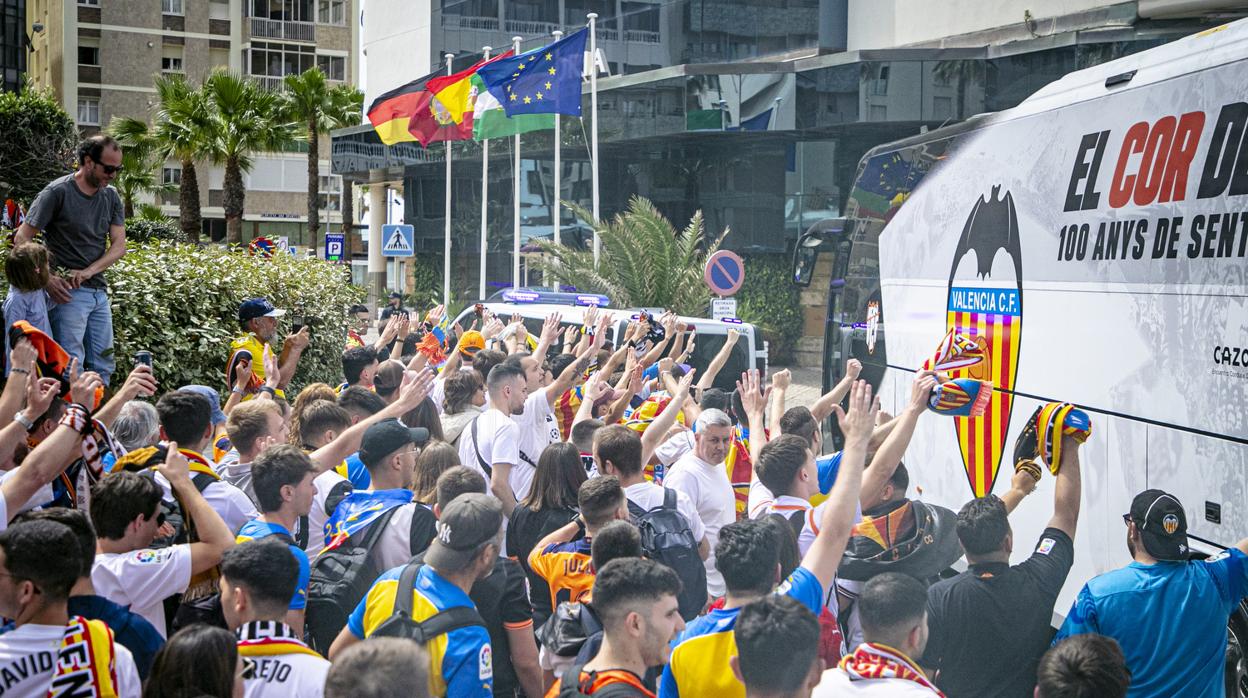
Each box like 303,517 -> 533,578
124,218 -> 187,244
736,254 -> 802,365
105,241 -> 363,392
0,85 -> 77,206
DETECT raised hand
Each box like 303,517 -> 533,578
771,368 -> 792,391
425,304 -> 446,327
833,380 -> 879,447
263,345 -> 282,389
482,316 -> 506,341
726,327 -> 740,345
396,367 -> 436,409
233,358 -> 253,389
736,369 -> 769,417
25,376 -> 61,418
120,364 -> 158,400
9,338 -> 36,376
287,325 -> 311,350
908,371 -> 939,412
541,312 -> 563,345
846,358 -> 863,380
156,442 -> 191,489
71,370 -> 104,408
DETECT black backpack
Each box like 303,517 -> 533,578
556,661 -> 653,697
627,489 -> 707,620
536,601 -> 603,658
305,506 -> 401,654
370,558 -> 486,642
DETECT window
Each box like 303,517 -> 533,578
78,45 -> 100,66
319,173 -> 342,211
161,56 -> 183,72
77,98 -> 99,125
163,166 -> 182,186
78,0 -> 99,5
872,65 -> 890,96
316,55 -> 345,81
317,0 -> 346,25
248,41 -> 316,78
162,0 -> 184,15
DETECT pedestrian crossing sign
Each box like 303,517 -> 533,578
381,224 -> 414,257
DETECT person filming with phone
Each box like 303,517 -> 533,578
227,298 -> 310,402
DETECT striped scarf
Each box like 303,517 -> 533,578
840,642 -> 943,696
51,616 -> 119,698
236,620 -> 323,659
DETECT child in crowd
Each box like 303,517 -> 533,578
3,241 -> 52,365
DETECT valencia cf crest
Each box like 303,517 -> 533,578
945,186 -> 1023,497
1163,514 -> 1180,535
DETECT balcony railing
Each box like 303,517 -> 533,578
440,14 -> 500,31
505,19 -> 559,35
252,75 -> 287,92
624,29 -> 660,43
249,17 -> 315,42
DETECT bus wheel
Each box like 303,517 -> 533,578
1227,600 -> 1248,698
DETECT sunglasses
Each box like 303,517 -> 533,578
1122,513 -> 1136,526
97,163 -> 123,175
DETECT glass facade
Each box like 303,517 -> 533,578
1,0 -> 25,93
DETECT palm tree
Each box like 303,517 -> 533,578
119,75 -> 213,243
203,70 -> 294,244
107,118 -> 175,219
536,196 -> 728,316
280,68 -> 363,240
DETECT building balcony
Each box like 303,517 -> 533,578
249,17 -> 316,43
504,19 -> 559,36
624,29 -> 660,43
252,75 -> 287,91
440,14 -> 501,31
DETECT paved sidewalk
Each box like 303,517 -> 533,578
769,365 -> 824,410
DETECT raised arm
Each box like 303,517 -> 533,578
767,369 -> 791,438
1,377 -> 80,519
736,370 -> 770,463
533,311 -> 563,360
641,370 -> 695,465
696,328 -> 739,391
1047,434 -> 1083,538
0,340 -> 38,426
93,365 -> 158,429
544,316 -> 606,405
810,358 -> 862,422
800,380 -> 878,594
309,369 -> 434,471
277,326 -> 311,390
157,444 -> 234,575
999,469 -> 1039,514
860,372 -> 935,509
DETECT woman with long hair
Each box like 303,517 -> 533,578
438,370 -> 485,447
507,441 -> 588,627
411,441 -> 461,505
142,624 -> 244,698
402,397 -> 446,443
287,382 -> 338,446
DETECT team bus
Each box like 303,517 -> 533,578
794,18 -> 1248,693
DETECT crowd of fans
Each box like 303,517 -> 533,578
0,250 -> 1243,696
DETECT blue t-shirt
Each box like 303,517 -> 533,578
235,520 -> 311,611
348,564 -> 493,697
67,594 -> 164,679
341,453 -> 371,490
660,566 -> 824,697
816,452 -> 842,495
1055,548 -> 1248,697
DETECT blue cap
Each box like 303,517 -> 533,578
180,385 -> 227,425
238,297 -> 285,323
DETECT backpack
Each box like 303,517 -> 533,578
369,558 -> 486,642
171,529 -> 297,635
627,489 -> 707,620
305,506 -> 401,654
556,661 -> 653,697
536,601 -> 603,658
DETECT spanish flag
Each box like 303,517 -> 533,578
429,51 -> 511,124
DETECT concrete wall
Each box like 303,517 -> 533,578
848,0 -> 1119,49
360,0 -> 431,106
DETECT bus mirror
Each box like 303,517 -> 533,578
793,243 -> 818,287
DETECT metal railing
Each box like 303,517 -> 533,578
505,19 -> 559,35
623,29 -> 660,43
252,75 -> 287,92
249,17 -> 315,42
440,14 -> 500,31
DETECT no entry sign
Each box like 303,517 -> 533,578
704,250 -> 745,296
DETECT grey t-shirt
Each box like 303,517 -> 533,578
25,174 -> 124,290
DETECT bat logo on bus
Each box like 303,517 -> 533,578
945,186 -> 1023,498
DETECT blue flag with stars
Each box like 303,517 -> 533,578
478,27 -> 588,118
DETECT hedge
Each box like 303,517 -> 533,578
0,239 -> 362,392
736,254 -> 803,366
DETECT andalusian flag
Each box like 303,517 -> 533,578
471,73 -> 554,140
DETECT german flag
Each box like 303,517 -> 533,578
366,67 -> 476,147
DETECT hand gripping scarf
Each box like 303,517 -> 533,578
50,616 -> 120,698
839,642 -> 944,696
1035,402 -> 1092,475
926,378 -> 992,418
8,321 -> 105,407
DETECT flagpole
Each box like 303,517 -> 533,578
443,53 -> 454,308
479,45 -> 492,301
512,35 -> 522,290
552,30 -> 563,255
588,13 -> 600,269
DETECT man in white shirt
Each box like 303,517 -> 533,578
297,402 -> 356,558
814,572 -> 940,697
222,399 -> 288,505
664,408 -> 736,598
0,518 -> 141,697
221,538 -> 330,698
154,391 -> 259,533
90,445 -> 235,637
458,363 -> 527,516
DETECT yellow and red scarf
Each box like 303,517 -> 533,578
236,620 -> 323,659
51,616 -> 120,698
840,642 -> 943,696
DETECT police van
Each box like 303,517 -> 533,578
794,19 -> 1248,691
449,288 -> 767,392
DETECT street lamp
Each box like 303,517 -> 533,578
713,99 -> 728,130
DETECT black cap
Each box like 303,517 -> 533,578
426,493 -> 503,571
1130,489 -> 1188,561
358,419 -> 430,468
389,292 -> 403,299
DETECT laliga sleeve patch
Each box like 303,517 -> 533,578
1036,538 -> 1056,556
478,644 -> 493,681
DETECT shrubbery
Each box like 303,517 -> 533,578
736,254 -> 803,365
124,217 -> 186,244
0,240 -> 362,392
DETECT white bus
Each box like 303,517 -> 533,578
794,19 -> 1248,693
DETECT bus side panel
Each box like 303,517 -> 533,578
1148,424 -> 1248,547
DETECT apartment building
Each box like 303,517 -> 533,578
23,0 -> 358,246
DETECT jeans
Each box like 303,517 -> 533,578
50,286 -> 115,385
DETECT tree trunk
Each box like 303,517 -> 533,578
224,155 -> 244,245
179,159 -> 201,244
342,179 -> 355,257
307,121 -> 320,240
123,197 -> 134,220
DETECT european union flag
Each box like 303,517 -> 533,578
478,27 -> 588,118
